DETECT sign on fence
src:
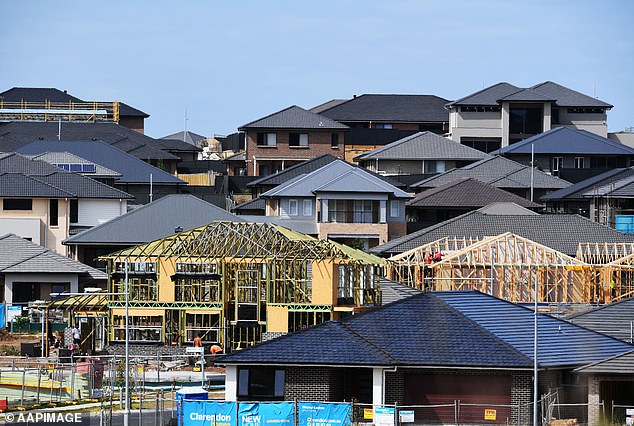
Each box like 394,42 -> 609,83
182,400 -> 237,426
298,402 -> 352,426
239,402 -> 295,426
484,409 -> 497,421
398,410 -> 414,423
373,406 -> 395,426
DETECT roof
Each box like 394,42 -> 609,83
153,137 -> 202,153
160,131 -> 207,146
261,160 -> 412,199
15,140 -> 184,185
407,178 -> 542,208
371,208 -> 634,256
0,153 -> 133,199
448,81 -> 612,108
379,277 -> 422,305
566,298 -> 634,343
318,94 -> 450,123
354,131 -> 489,162
309,99 -> 348,114
541,168 -> 634,201
239,105 -> 348,130
492,127 -> 634,155
0,87 -> 149,117
0,121 -> 178,161
412,156 -> 571,190
248,155 -> 340,188
64,194 -> 242,245
0,233 -> 105,279
573,350 -> 634,374
29,152 -> 121,178
232,197 -> 265,213
219,291 -> 632,368
237,215 -> 318,235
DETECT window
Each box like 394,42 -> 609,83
3,199 -> 32,210
288,199 -> 298,216
256,132 -> 277,147
428,160 -> 446,173
70,199 -> 78,223
302,199 -> 312,216
328,199 -> 346,223
460,106 -> 501,112
331,133 -> 339,148
50,199 -> 58,227
567,107 -> 605,114
552,157 -> 563,176
354,200 -> 373,223
390,200 -> 399,217
551,108 -> 560,125
238,368 -> 285,400
574,157 -> 585,169
374,123 -> 393,129
289,133 -> 308,147
460,137 -> 501,153
113,315 -> 162,342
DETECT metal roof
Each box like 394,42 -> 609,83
573,350 -> 634,374
64,194 -> 242,245
247,155 -> 340,188
566,298 -> 634,343
318,94 -> 450,123
239,105 -> 348,130
541,168 -> 634,201
354,131 -> 489,161
219,291 -> 632,368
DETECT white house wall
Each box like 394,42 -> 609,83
0,218 -> 41,245
75,199 -> 126,227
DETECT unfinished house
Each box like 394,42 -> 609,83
101,221 -> 384,351
576,242 -> 634,303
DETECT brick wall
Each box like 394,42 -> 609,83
284,367 -> 340,401
511,371 -> 532,425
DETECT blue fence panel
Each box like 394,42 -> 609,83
181,400 -> 237,426
298,402 -> 352,426
239,402 -> 295,426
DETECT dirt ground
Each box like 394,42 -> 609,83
0,329 -> 39,355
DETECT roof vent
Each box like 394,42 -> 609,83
175,226 -> 183,233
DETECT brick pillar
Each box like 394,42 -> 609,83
511,371 -> 532,425
587,376 -> 600,425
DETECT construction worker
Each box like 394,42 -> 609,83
193,334 -> 203,348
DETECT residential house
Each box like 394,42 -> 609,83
15,139 -> 185,204
0,233 -> 105,315
354,131 -> 489,175
446,81 -> 613,152
0,153 -> 132,255
160,130 -> 208,148
28,151 -> 122,186
255,159 -> 412,248
491,127 -> 634,179
239,105 -> 348,176
316,94 -> 450,162
63,194 -> 242,270
541,168 -> 634,227
0,87 -> 149,133
406,178 -> 542,230
218,290 -> 632,425
411,155 -> 571,201
370,203 -> 634,258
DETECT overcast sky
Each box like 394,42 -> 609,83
2,1 -> 633,138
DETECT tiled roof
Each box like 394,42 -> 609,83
16,140 -> 184,185
219,291 -> 632,368
309,99 -> 348,114
492,127 -> 634,155
573,350 -> 634,374
0,87 -> 149,117
261,160 -> 412,199
232,197 -> 265,213
319,94 -> 450,123
0,121 -> 177,161
30,152 -> 121,177
448,81 -> 612,108
371,209 -> 634,256
541,168 -> 634,201
407,178 -> 542,208
239,105 -> 348,130
0,234 -> 105,279
566,298 -> 634,343
236,216 -> 318,235
412,156 -> 571,190
379,277 -> 422,305
160,131 -> 207,146
0,153 -> 132,199
64,194 -> 242,245
354,132 -> 489,161
248,155 -> 339,187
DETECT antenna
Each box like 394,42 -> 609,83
184,107 -> 188,138
58,119 -> 61,140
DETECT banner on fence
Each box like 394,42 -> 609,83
182,400 -> 237,426
238,402 -> 295,426
298,402 -> 352,426
373,406 -> 395,426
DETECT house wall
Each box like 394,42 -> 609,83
118,116 -> 145,134
557,110 -> 608,137
246,129 -> 345,176
4,273 -> 78,305
0,218 -> 41,245
318,223 -> 388,245
75,199 -> 127,227
278,198 -> 315,219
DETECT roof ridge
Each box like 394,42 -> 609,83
355,132 -> 424,160
336,321 -> 398,364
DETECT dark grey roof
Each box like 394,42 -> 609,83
448,81 -> 612,108
153,137 -> 202,153
0,233 -> 105,279
407,178 -> 542,208
16,140 -> 184,185
160,131 -> 207,146
64,194 -> 242,245
248,155 -> 339,187
354,131 -> 489,161
379,277 -> 422,305
0,153 -> 133,199
30,152 -> 121,178
371,209 -> 634,256
412,156 -> 571,190
0,87 -> 149,117
232,197 -> 265,213
0,121 -> 177,161
541,168 -> 634,201
236,216 -> 318,235
309,99 -> 348,114
573,350 -> 634,374
492,127 -> 634,155
566,298 -> 634,343
219,291 -> 632,368
319,94 -> 450,123
239,105 -> 348,130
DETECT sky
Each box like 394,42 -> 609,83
1,1 -> 633,139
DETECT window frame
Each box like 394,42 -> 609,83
256,132 -> 277,147
390,200 -> 400,217
288,199 -> 298,216
3,198 -> 33,211
574,157 -> 585,169
289,133 -> 309,147
302,199 -> 312,216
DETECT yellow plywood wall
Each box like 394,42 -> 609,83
159,258 -> 176,302
111,308 -> 165,317
266,306 -> 289,333
312,260 -> 335,305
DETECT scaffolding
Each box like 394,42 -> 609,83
0,100 -> 119,123
100,221 -> 385,351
